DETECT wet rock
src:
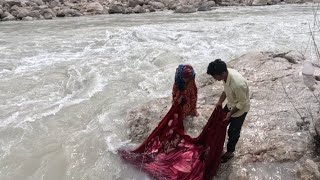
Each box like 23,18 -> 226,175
174,5 -> 197,13
57,8 -> 79,17
41,8 -> 55,18
29,10 -> 41,18
129,0 -> 144,7
22,16 -> 33,20
252,0 -> 268,5
16,8 -> 30,19
85,2 -> 104,14
0,8 -> 3,18
148,1 -> 165,9
133,4 -> 145,13
2,11 -> 15,20
108,4 -> 124,14
197,1 -> 213,11
43,11 -> 53,19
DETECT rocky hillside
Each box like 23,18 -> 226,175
127,51 -> 320,179
0,0 -> 307,21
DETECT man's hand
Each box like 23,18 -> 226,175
223,112 -> 231,122
216,101 -> 223,107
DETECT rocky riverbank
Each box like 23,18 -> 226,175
127,51 -> 320,179
0,0 -> 308,21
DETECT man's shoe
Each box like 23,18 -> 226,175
221,152 -> 234,163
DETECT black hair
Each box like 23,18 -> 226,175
207,59 -> 227,76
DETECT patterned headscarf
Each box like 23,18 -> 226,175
174,64 -> 195,91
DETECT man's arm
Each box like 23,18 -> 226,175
217,91 -> 226,106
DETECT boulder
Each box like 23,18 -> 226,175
85,2 -> 104,13
174,5 -> 197,13
128,0 -> 144,7
108,4 -> 124,14
197,1 -> 213,11
133,4 -> 145,13
148,1 -> 165,9
252,0 -> 268,5
2,11 -> 15,20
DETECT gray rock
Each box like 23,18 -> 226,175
16,8 -> 30,19
29,10 -> 41,18
31,0 -> 44,6
133,4 -> 145,13
5,0 -> 22,7
22,16 -> 33,20
129,0 -> 144,7
43,12 -> 53,19
167,0 -> 177,10
252,0 -> 268,5
85,2 -> 104,13
148,1 -> 165,9
197,2 -> 212,11
48,0 -> 61,8
2,11 -> 15,20
296,159 -> 320,180
56,8 -> 79,17
10,10 -> 18,16
123,7 -> 134,14
174,5 -> 197,13
108,4 -> 124,14
41,8 -> 55,16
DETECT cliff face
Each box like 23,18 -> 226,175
0,0 -> 308,21
127,51 -> 320,179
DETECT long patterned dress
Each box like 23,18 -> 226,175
172,79 -> 198,117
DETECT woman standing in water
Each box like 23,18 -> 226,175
172,64 -> 198,132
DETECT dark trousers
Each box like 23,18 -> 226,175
223,106 -> 247,152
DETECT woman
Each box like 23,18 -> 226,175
172,64 -> 198,132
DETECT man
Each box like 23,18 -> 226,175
207,59 -> 250,163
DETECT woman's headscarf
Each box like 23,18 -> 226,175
174,64 -> 195,91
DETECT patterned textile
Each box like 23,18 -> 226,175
119,104 -> 228,180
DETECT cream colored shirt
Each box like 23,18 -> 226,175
223,68 -> 250,117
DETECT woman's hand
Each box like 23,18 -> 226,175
194,110 -> 199,117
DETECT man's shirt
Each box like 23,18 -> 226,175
223,68 -> 250,117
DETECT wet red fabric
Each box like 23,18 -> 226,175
119,104 -> 227,180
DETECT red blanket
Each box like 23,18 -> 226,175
119,104 -> 227,180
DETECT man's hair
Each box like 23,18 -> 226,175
207,59 -> 227,76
